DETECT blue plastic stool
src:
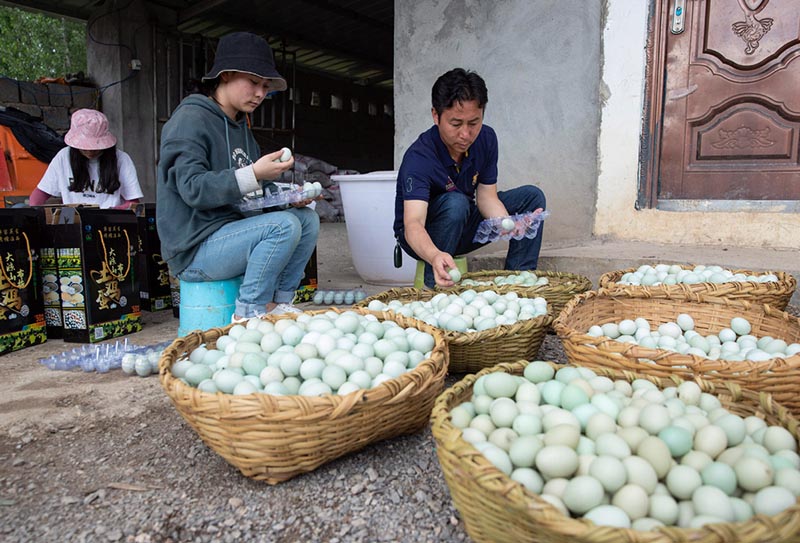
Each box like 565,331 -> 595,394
413,256 -> 468,289
178,276 -> 243,336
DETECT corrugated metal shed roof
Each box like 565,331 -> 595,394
1,0 -> 394,88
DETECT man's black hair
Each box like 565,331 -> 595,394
431,68 -> 488,117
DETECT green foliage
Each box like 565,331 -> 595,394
0,5 -> 87,81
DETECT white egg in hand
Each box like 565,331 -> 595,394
279,147 -> 292,162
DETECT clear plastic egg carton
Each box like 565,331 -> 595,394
236,181 -> 323,212
311,288 -> 368,306
39,339 -> 172,375
473,210 -> 549,244
236,186 -> 305,212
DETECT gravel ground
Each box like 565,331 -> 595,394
2,304 -> 797,543
0,329 -> 568,543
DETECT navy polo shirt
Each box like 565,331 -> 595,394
393,124 -> 498,236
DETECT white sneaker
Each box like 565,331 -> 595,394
267,303 -> 302,315
231,314 -> 249,324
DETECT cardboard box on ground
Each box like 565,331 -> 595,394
43,206 -> 142,343
132,203 -> 172,312
0,208 -> 47,354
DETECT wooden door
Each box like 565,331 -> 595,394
641,0 -> 800,207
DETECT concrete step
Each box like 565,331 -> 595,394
470,239 -> 800,306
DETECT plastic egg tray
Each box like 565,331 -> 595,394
39,339 -> 172,374
473,210 -> 549,243
311,288 -> 368,306
236,186 -> 306,212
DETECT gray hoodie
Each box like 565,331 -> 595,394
156,94 -> 260,274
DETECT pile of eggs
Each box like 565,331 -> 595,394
170,310 -> 436,396
311,289 -> 367,306
616,264 -> 779,286
586,314 -> 800,362
459,271 -> 550,288
450,362 -> 800,530
365,290 -> 548,333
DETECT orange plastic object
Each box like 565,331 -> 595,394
0,126 -> 49,206
0,138 -> 11,190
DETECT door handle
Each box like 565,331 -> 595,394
671,0 -> 686,34
667,84 -> 698,100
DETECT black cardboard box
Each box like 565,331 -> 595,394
133,203 -> 172,312
45,206 -> 142,343
0,208 -> 47,354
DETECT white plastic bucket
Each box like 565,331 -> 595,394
331,170 -> 416,285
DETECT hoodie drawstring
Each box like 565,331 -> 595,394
223,114 -> 252,170
224,119 -> 232,170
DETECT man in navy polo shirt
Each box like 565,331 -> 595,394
394,68 -> 546,288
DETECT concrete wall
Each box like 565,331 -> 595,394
597,0 -> 800,249
394,0 -> 601,243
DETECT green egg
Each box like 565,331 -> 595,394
555,366 -> 581,384
372,338 -> 397,360
171,359 -> 193,379
241,353 -> 267,376
483,372 -> 519,399
523,361 -> 555,383
197,379 -> 218,393
730,317 -> 752,336
185,363 -> 213,386
658,425 -> 694,458
560,384 -> 589,410
411,332 -> 435,353
540,380 -> 566,407
214,368 -> 244,394
701,461 -> 738,495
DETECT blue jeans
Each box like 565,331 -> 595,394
177,207 -> 320,317
398,185 -> 546,288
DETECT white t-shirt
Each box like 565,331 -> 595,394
37,147 -> 144,208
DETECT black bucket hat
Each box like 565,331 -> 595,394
202,32 -> 287,91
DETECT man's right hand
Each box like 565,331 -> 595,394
431,251 -> 457,287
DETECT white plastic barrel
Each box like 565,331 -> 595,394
331,171 -> 416,285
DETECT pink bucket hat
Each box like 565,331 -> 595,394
64,109 -> 117,150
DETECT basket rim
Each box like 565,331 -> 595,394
459,268 -> 592,282
552,290 -> 800,371
158,306 -> 449,413
598,266 -> 796,289
356,287 -> 555,346
430,359 -> 800,542
437,270 -> 593,298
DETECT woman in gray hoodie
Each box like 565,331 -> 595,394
157,32 -> 319,320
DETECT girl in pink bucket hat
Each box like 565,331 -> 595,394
30,108 -> 143,209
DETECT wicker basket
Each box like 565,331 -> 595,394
158,307 -> 449,484
358,287 -> 552,373
444,269 -> 592,317
554,290 -> 800,413
598,266 -> 796,310
431,360 -> 800,543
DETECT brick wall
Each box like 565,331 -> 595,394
0,77 -> 98,134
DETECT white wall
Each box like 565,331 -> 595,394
597,0 -> 800,248
394,0 -> 602,242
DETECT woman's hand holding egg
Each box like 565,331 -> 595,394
253,149 -> 294,180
